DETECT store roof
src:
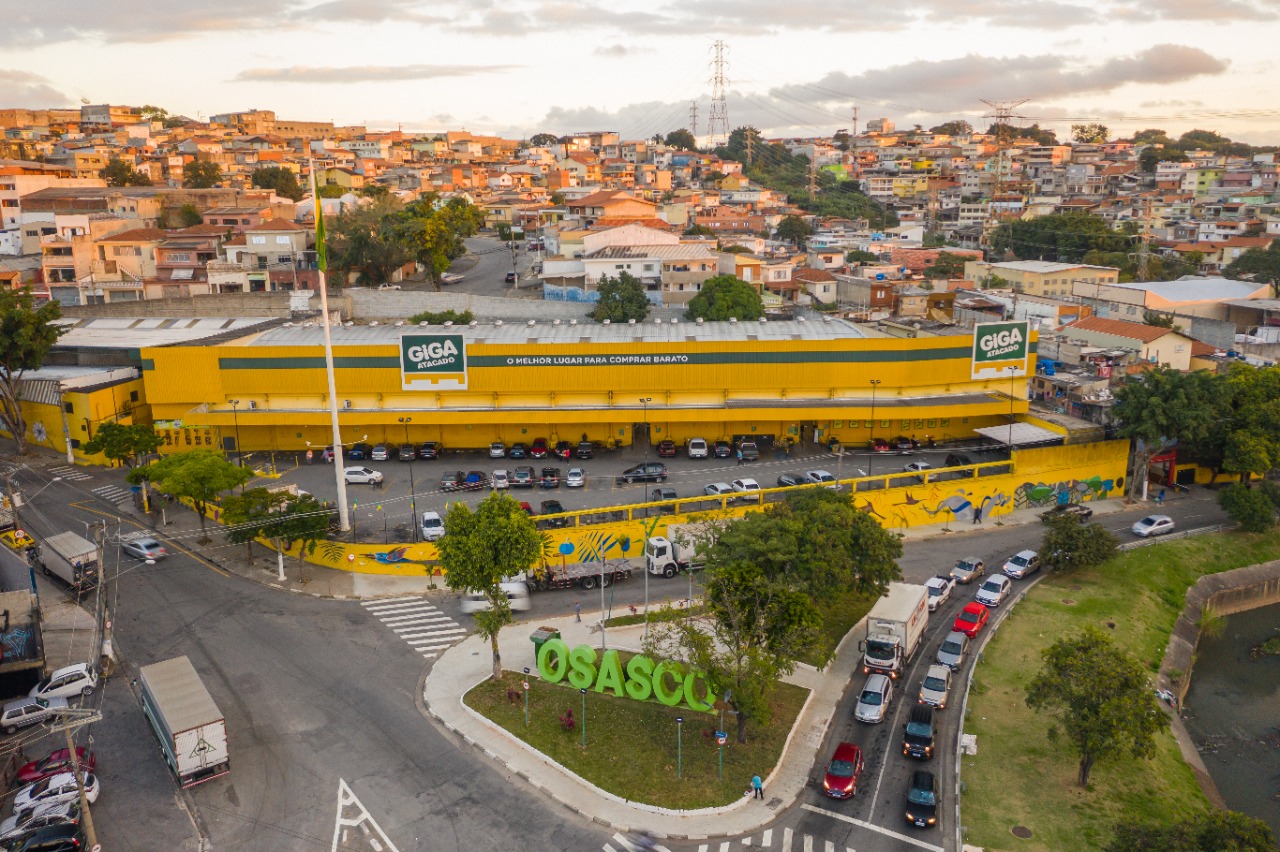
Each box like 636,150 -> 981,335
975,422 -> 1066,447
54,316 -> 283,348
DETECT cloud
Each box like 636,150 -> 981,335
593,44 -> 652,57
0,70 -> 71,108
0,1 -> 306,45
1109,0 -> 1278,21
232,64 -> 518,83
300,0 -> 449,25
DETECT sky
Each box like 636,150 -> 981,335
4,0 -> 1280,144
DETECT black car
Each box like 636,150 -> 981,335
1040,503 -> 1094,523
511,465 -> 536,488
419,441 -> 442,460
712,440 -> 733,459
505,271 -> 518,283
347,442 -> 372,461
575,441 -> 595,459
540,467 -> 561,489
777,472 -> 806,487
509,442 -> 529,459
905,770 -> 939,828
944,453 -> 973,467
439,470 -> 465,491
892,435 -> 918,452
616,462 -> 668,484
398,444 -> 416,461
553,440 -> 573,460
902,705 -> 935,760
538,500 -> 569,528
13,822 -> 86,851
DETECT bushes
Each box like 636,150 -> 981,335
408,309 -> 474,325
1217,482 -> 1280,533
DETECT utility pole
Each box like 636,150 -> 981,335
707,40 -> 730,148
1131,197 -> 1154,282
852,103 -> 859,137
688,101 -> 698,141
746,131 -> 754,167
808,157 -> 818,201
50,711 -> 102,849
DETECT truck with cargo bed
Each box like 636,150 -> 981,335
859,582 -> 929,679
514,558 -> 632,592
139,655 -> 229,788
36,531 -> 98,592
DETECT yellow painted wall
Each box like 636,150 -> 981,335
2,378 -> 147,465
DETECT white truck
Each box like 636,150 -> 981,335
644,521 -> 716,578
139,655 -> 230,788
859,582 -> 929,680
37,531 -> 98,591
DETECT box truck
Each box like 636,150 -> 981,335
859,583 -> 929,679
139,656 -> 229,788
37,531 -> 98,591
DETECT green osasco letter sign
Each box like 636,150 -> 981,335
536,638 -> 716,713
400,333 -> 467,391
971,320 -> 1030,380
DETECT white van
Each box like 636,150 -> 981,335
459,582 -> 531,614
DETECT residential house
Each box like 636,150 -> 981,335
1060,316 -> 1199,371
963,260 -> 1118,298
223,218 -> 316,291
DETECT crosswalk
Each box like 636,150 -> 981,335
49,465 -> 91,482
360,597 -> 467,659
602,828 -> 859,852
604,834 -> 671,852
91,484 -> 132,504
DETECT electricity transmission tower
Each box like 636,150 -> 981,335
707,40 -> 730,147
979,98 -> 1029,247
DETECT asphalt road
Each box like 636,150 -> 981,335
434,235 -> 536,298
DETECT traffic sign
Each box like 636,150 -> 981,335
715,731 -> 727,745
522,681 -> 530,690
14,528 -> 24,540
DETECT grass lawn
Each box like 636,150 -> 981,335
800,587 -> 879,669
465,670 -> 810,809
962,529 -> 1280,851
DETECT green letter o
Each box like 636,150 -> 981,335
537,638 -> 568,682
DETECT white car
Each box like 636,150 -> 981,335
0,801 -> 79,843
492,469 -> 510,490
1002,549 -> 1042,580
30,663 -> 98,701
974,574 -> 1012,607
854,674 -> 894,724
488,442 -> 506,458
566,467 -> 585,488
904,461 -> 933,475
924,575 -> 955,612
420,511 -> 444,542
13,772 -> 99,816
704,482 -> 734,497
731,478 -> 761,495
687,438 -> 709,459
343,467 -> 383,485
918,664 -> 952,710
804,470 -> 839,489
1131,514 -> 1175,537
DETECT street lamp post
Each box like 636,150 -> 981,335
227,400 -> 243,468
399,417 -> 417,542
676,716 -> 684,779
580,687 -> 587,748
867,379 -> 881,477
640,397 -> 652,459
522,667 -> 531,726
1007,365 -> 1019,458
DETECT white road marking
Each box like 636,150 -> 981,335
364,602 -> 436,615
800,804 -> 945,852
761,830 -> 772,847
392,617 -> 453,629
803,835 -> 813,852
782,827 -> 793,852
361,596 -> 422,606
331,778 -> 400,852
380,613 -> 446,624
825,842 -> 835,852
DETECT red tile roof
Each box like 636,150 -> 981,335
97,228 -> 168,242
1065,316 -> 1183,344
243,217 -> 305,232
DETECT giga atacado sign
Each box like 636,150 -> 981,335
400,332 -> 468,391
971,320 -> 1029,380
535,638 -> 716,713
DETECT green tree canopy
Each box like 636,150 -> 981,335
0,287 -> 64,453
437,494 -> 541,680
590,271 -> 650,323
1026,627 -> 1169,786
183,161 -> 223,188
529,133 -> 559,147
1071,123 -> 1109,143
664,128 -> 697,150
251,166 -> 305,201
929,120 -> 973,136
1041,514 -> 1118,573
223,488 -> 332,577
685,275 -> 764,321
1106,809 -> 1275,852
127,449 -> 251,543
990,212 -> 1129,263
1113,368 -> 1221,500
1217,482 -> 1279,532
775,215 -> 812,246
922,251 -> 969,280
394,195 -> 484,289
82,422 -> 161,468
99,157 -> 151,187
1224,238 -> 1280,296
846,249 -> 880,264
1131,128 -> 1171,145
176,204 -> 203,227
683,224 -> 715,237
1137,146 -> 1189,173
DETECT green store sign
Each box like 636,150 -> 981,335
971,320 -> 1029,380
535,638 -> 716,713
400,333 -> 468,391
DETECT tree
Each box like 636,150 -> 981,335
1224,238 -> 1280,296
394,195 -> 484,289
1138,147 -> 1188,174
99,157 -> 150,187
1041,515 -> 1118,572
176,204 -> 203,227
1026,628 -> 1168,786
328,197 -> 413,287
990,213 -> 1129,263
590,272 -> 650,323
685,275 -> 764,321
922,252 -> 969,280
1142,312 -> 1174,328
183,161 -> 223,189
529,133 -> 559,147
437,494 -> 541,680
549,191 -> 566,206
251,166 -> 305,202
126,450 -> 251,543
0,288 -> 64,453
987,122 -> 1057,145
1072,123 -> 1109,144
775,215 -> 812,246
846,249 -> 879,264
664,128 -> 697,150
683,224 -> 715,237
82,422 -> 161,468
929,120 -> 973,136
1131,128 -> 1171,145
223,488 -> 333,578
1106,809 -> 1275,852
1113,368 -> 1221,501
1217,482 -> 1278,532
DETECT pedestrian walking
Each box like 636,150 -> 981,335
1156,487 -> 1166,505
305,449 -> 314,465
751,774 -> 764,800
574,601 -> 582,622
736,448 -> 743,466
972,506 -> 983,525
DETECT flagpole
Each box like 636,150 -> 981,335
310,158 -> 351,533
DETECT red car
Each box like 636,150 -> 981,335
530,438 -> 548,458
657,440 -> 677,458
953,602 -> 990,638
869,438 -> 893,453
519,501 -> 534,516
822,741 -> 865,799
18,747 -> 96,784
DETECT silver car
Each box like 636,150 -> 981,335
1,696 -> 69,735
975,574 -> 1012,607
918,665 -> 952,710
1131,514 -> 1174,537
936,631 -> 969,671
854,674 -> 894,724
121,536 -> 167,560
566,468 -> 585,488
1002,549 -> 1041,580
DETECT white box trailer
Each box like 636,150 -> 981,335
38,531 -> 98,591
139,656 -> 229,788
859,583 -> 929,679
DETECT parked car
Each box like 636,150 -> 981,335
805,470 -> 839,488
918,664 -> 952,709
1002,549 -> 1042,580
975,574 -> 1012,606
420,511 -> 444,542
538,500 -> 568,528
0,801 -> 80,845
923,575 -> 955,612
855,674 -> 894,723
13,773 -> 99,815
1132,514 -> 1175,537
936,631 -> 970,671
657,439 -> 677,458
553,440 -> 573,460
731,478 -> 761,501
511,466 -> 536,488
617,462 -> 667,483
439,470 -> 465,491
869,438 -> 893,453
712,440 -> 733,459
539,467 -> 561,489
1039,502 -> 1097,526
347,443 -> 372,460
943,453 -> 972,467
566,468 -> 585,488
508,442 -> 528,459
461,470 -> 489,490
419,441 -> 443,460
891,435 -> 917,452
777,472 -> 806,487
121,536 -> 167,561
650,487 -> 677,501
950,556 -> 985,584
488,442 -> 507,459
17,750 -> 95,786
29,665 -> 97,701
902,705 -> 936,760
704,482 -> 734,497
952,602 -> 990,638
370,444 -> 393,462
492,469 -> 510,490
738,441 -> 759,462
518,501 -> 534,516
530,438 -> 548,458
343,467 -> 383,485
575,441 -> 595,459
398,444 -> 416,462
822,742 -> 865,800
687,438 -> 708,459
904,770 -> 939,828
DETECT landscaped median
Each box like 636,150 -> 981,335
960,528 -> 1280,851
